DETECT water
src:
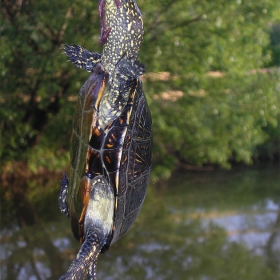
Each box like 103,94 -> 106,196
1,164 -> 279,279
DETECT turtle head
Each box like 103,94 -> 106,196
59,176 -> 114,280
83,176 -> 114,243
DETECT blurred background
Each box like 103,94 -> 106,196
1,0 -> 279,279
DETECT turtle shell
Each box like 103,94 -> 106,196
67,64 -> 152,249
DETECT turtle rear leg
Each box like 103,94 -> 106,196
59,173 -> 69,217
63,44 -> 102,72
98,0 -> 111,45
98,0 -> 122,45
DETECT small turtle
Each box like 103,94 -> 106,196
59,1 -> 152,279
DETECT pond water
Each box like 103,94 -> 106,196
1,163 -> 279,279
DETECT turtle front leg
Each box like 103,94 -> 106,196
59,173 -> 69,217
98,0 -> 122,45
63,44 -> 102,72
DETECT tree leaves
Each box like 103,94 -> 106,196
1,0 -> 279,180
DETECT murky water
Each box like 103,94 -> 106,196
1,163 -> 279,279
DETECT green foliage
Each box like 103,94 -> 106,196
1,0 -> 279,180
266,23 -> 280,66
0,0 -> 100,169
150,69 -> 279,180
138,0 -> 280,180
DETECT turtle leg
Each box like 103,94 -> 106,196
98,0 -> 111,45
98,0 -> 122,45
113,0 -> 122,8
63,44 -> 102,72
58,173 -> 69,216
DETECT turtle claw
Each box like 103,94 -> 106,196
98,27 -> 111,45
59,173 -> 69,217
63,44 -> 102,72
114,0 -> 122,8
98,0 -> 121,45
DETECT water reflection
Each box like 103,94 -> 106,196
1,164 -> 279,279
201,199 -> 279,251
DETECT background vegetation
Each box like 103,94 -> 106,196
1,2 -> 279,279
1,0 -> 280,181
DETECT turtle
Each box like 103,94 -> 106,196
64,0 -> 144,129
58,1 -> 152,279
59,57 -> 152,280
